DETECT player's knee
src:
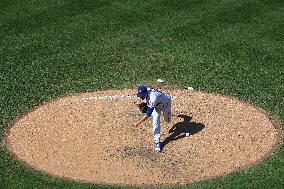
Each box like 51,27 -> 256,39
153,122 -> 160,128
153,127 -> 160,135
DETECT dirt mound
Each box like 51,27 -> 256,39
4,89 -> 281,186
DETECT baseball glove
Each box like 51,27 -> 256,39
137,102 -> 148,113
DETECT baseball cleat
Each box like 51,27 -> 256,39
154,142 -> 161,152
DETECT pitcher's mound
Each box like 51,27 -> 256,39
5,89 -> 281,186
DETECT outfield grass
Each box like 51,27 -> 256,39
0,0 -> 283,188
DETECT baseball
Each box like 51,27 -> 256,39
186,133 -> 190,137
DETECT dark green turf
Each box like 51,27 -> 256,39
0,0 -> 283,188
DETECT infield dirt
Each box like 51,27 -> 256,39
4,89 -> 282,186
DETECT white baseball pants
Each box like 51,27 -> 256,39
152,100 -> 171,144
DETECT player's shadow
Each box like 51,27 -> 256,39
161,115 -> 205,151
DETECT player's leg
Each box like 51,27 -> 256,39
152,108 -> 161,151
163,100 -> 172,123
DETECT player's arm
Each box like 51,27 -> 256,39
134,114 -> 149,126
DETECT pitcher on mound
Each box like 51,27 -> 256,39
133,86 -> 172,152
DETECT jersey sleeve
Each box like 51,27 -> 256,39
145,95 -> 157,117
145,107 -> 154,117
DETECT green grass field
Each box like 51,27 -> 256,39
0,0 -> 283,188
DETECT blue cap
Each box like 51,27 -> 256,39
137,86 -> 147,98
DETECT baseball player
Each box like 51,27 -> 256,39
133,86 -> 172,152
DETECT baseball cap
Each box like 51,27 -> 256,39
137,86 -> 147,98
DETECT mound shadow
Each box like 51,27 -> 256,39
161,115 -> 205,151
